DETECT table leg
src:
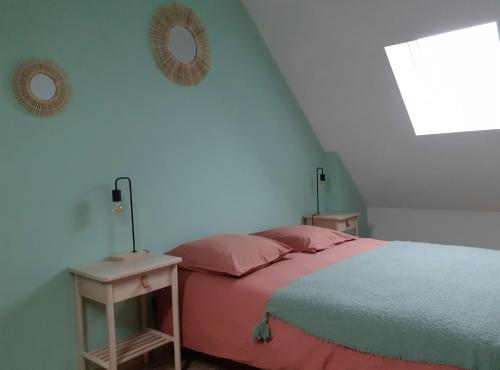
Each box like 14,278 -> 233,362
172,265 -> 181,370
106,284 -> 117,370
140,295 -> 149,364
74,277 -> 86,370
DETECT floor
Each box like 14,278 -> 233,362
120,346 -> 257,370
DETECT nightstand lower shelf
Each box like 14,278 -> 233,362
83,329 -> 172,368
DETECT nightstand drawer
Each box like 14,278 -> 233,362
304,212 -> 359,236
346,217 -> 357,229
314,218 -> 347,231
113,267 -> 172,303
335,220 -> 347,231
310,218 -> 339,230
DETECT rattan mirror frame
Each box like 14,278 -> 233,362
150,2 -> 210,86
13,59 -> 71,117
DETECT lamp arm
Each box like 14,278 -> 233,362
114,177 -> 136,253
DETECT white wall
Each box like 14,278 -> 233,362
244,0 -> 500,212
368,207 -> 500,250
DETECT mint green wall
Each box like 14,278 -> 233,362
0,1 -> 366,369
324,152 -> 369,236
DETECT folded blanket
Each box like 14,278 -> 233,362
254,241 -> 500,370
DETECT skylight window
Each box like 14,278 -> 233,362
385,22 -> 500,135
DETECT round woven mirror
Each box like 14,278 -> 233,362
150,2 -> 210,86
13,60 -> 71,117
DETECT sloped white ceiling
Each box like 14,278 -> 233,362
243,0 -> 500,211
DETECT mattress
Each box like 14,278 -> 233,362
156,238 -> 461,370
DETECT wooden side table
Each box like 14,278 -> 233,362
70,254 -> 182,370
304,212 -> 360,236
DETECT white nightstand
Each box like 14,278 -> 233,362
304,212 -> 360,236
70,254 -> 182,370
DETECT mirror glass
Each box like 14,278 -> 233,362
168,25 -> 197,64
30,73 -> 57,101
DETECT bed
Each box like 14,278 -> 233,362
156,236 -> 500,370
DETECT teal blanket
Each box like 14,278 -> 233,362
254,241 -> 500,370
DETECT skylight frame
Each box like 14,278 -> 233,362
385,22 -> 500,136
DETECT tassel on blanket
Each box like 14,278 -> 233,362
253,313 -> 272,342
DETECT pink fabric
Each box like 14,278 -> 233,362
157,238 -> 462,370
168,234 -> 292,277
254,225 -> 356,253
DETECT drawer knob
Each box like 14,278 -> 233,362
141,276 -> 151,289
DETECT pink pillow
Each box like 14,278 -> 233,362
254,225 -> 356,253
168,234 -> 292,277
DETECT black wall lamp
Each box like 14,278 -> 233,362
316,167 -> 326,215
110,177 -> 148,261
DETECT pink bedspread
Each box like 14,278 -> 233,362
156,238 -> 462,370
